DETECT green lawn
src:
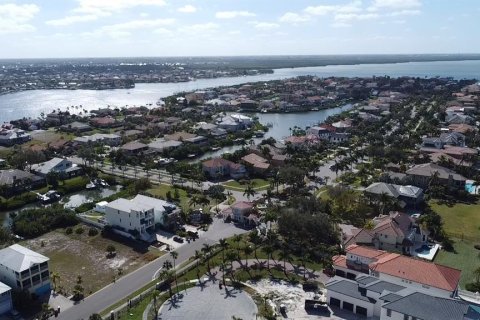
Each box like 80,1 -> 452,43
146,184 -> 191,211
223,179 -> 270,191
430,200 -> 480,241
435,239 -> 479,289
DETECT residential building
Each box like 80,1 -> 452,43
131,194 -> 179,228
0,169 -> 46,196
148,139 -> 183,153
364,182 -> 424,208
0,244 -> 50,296
241,153 -> 270,173
74,133 -> 121,146
164,131 -> 197,142
406,163 -> 467,189
104,198 -> 155,241
90,116 -> 119,128
229,201 -> 258,226
0,128 -> 31,147
0,282 -> 12,315
120,141 -> 149,155
202,158 -> 246,179
421,132 -> 465,149
60,121 -> 92,133
31,157 -> 83,178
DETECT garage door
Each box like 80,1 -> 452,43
335,270 -> 345,277
343,302 -> 354,312
330,297 -> 341,307
356,306 -> 368,316
346,272 -> 356,280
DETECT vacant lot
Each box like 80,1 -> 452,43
23,226 -> 163,297
30,130 -> 74,143
430,200 -> 480,241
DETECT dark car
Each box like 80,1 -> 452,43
173,236 -> 184,243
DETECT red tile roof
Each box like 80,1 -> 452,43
332,255 -> 347,269
346,244 -> 393,260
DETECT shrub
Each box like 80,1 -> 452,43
75,202 -> 95,213
75,227 -> 84,235
466,282 -> 480,292
88,228 -> 99,237
474,244 -> 480,251
65,227 -> 73,235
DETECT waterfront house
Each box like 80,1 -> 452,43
73,133 -> 121,146
60,121 -> 92,133
131,194 -> 179,228
148,139 -> 183,153
0,244 -> 51,296
104,198 -> 155,242
421,132 -> 465,149
406,163 -> 467,189
0,169 -> 46,196
202,158 -> 246,180
0,128 -> 31,147
31,157 -> 83,178
241,153 -> 270,174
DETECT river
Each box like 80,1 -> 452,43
0,60 -> 479,124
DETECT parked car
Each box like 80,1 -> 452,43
173,236 -> 184,243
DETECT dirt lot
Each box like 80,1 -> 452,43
30,130 -> 72,143
23,226 -> 163,297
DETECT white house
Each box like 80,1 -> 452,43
327,244 -> 469,319
31,157 -> 82,178
130,194 -> 179,227
74,133 -> 121,146
0,282 -> 12,315
104,198 -> 155,241
0,244 -> 50,296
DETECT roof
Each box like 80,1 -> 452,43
364,182 -> 423,199
379,293 -> 403,303
0,169 -> 42,186
107,198 -> 153,213
164,131 -> 196,141
355,275 -> 379,285
346,244 -> 393,260
131,194 -> 176,212
202,157 -> 235,169
121,141 -> 148,151
148,139 -> 183,151
31,157 -> 69,175
0,244 -> 49,272
383,292 -> 473,320
365,280 -> 406,294
373,212 -> 415,239
0,282 -> 11,295
231,201 -> 254,210
242,153 -> 270,169
406,163 -> 467,182
326,278 -> 376,303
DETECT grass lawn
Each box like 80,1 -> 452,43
23,227 -> 163,297
435,239 -> 479,289
223,179 -> 270,191
430,200 -> 480,241
146,184 -> 191,211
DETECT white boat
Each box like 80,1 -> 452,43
86,181 -> 97,189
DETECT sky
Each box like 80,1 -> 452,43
0,0 -> 479,58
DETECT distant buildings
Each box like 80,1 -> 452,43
0,244 -> 50,296
74,133 -> 121,146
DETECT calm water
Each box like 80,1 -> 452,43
0,60 -> 479,123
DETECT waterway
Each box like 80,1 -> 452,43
0,60 -> 479,123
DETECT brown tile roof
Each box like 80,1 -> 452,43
165,131 -> 196,141
202,157 -> 235,169
332,255 -> 347,269
231,201 -> 254,210
370,255 -> 461,292
242,153 -> 270,169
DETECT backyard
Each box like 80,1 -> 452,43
23,226 -> 163,297
431,200 -> 480,288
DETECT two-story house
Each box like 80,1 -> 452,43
406,163 -> 467,189
364,182 -> 424,208
130,195 -> 179,229
0,244 -> 50,297
104,198 -> 155,242
31,157 -> 83,178
326,245 -> 476,319
202,158 -> 247,180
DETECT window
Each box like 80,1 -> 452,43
386,309 -> 392,317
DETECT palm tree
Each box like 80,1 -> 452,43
248,230 -> 262,264
243,182 -> 257,201
159,269 -> 174,297
233,234 -> 243,258
202,243 -> 213,273
262,245 -> 274,270
226,250 -> 238,273
152,290 -> 161,318
51,272 -> 60,292
278,245 -> 291,276
218,238 -> 229,266
194,250 -> 203,281
243,245 -> 253,268
189,195 -> 200,209
169,251 -> 179,293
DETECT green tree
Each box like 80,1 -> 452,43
169,251 -> 179,293
243,182 -> 257,201
202,243 -> 213,273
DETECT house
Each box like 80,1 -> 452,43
364,182 -> 424,208
241,153 -> 270,173
419,145 -> 478,161
164,131 -> 197,142
90,116 -> 119,128
0,282 -> 12,315
31,157 -> 83,178
60,121 -> 92,133
0,128 -> 31,147
230,201 -> 258,226
421,132 -> 465,149
184,136 -> 208,146
104,198 -> 155,242
0,169 -> 46,196
120,141 -> 148,155
446,113 -> 474,125
0,244 -> 51,296
74,133 -> 121,146
148,139 -> 183,153
327,245 -> 469,319
406,163 -> 467,189
131,194 -> 179,228
202,158 -> 246,179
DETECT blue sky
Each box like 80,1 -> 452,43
0,0 -> 478,58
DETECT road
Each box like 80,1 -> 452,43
57,218 -> 248,320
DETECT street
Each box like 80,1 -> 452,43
56,218 -> 248,320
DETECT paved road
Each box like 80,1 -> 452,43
57,218 -> 249,320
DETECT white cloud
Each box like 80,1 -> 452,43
388,10 -> 421,16
86,18 -> 175,38
178,5 -> 197,13
304,1 -> 362,16
331,22 -> 352,28
74,0 -> 166,16
215,11 -> 256,19
46,14 -> 98,27
279,12 -> 310,24
153,28 -> 172,36
0,3 -> 39,34
335,13 -> 379,22
369,0 -> 421,10
253,22 -> 280,30
179,22 -> 219,35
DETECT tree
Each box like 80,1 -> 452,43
73,275 -> 84,301
106,245 -> 116,258
243,182 -> 257,201
89,314 -> 103,320
159,269 -> 174,297
233,234 -> 243,258
202,243 -> 213,273
218,238 -> 229,267
248,230 -> 262,264
51,271 -> 60,292
39,303 -> 54,320
278,245 -> 291,276
243,245 -> 253,269
194,250 -> 203,280
262,245 -> 274,270
169,251 -> 179,294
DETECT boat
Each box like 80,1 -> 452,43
187,154 -> 197,158
255,131 -> 265,138
86,181 -> 97,189
96,178 -> 109,187
37,190 -> 61,204
211,146 -> 221,151
310,107 -> 320,111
